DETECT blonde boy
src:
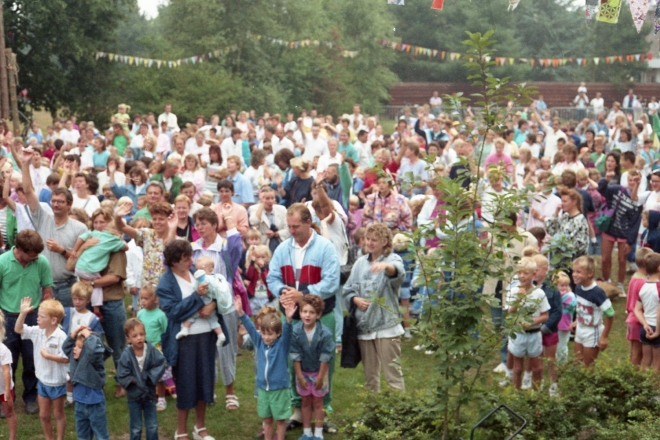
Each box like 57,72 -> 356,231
571,256 -> 615,367
15,298 -> 68,440
506,258 -> 550,390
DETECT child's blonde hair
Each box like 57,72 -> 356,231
250,244 -> 271,263
245,229 -> 262,243
349,195 -> 359,206
124,317 -> 145,336
532,253 -> 548,268
39,299 -> 65,323
553,271 -> 571,285
392,233 -> 412,252
260,314 -> 282,335
517,257 -> 537,273
195,256 -> 215,273
255,306 -> 278,330
573,255 -> 596,276
71,282 -> 92,301
140,284 -> 157,299
522,246 -> 539,257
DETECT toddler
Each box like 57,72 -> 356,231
290,295 -> 334,440
0,311 -> 16,440
240,229 -> 262,274
63,326 -> 111,440
245,244 -> 274,312
348,195 -> 363,243
235,295 -> 296,440
175,256 -> 232,346
116,318 -> 166,440
136,285 -> 172,410
69,208 -> 129,317
571,256 -> 615,367
633,253 -> 660,370
15,298 -> 68,440
555,272 -> 577,367
62,282 -> 103,405
626,248 -> 652,366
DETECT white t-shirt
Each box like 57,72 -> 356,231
638,282 -> 660,327
302,136 -> 328,161
316,153 -> 343,174
243,166 -> 270,197
0,344 -> 13,392
507,287 -> 550,330
72,194 -> 101,217
69,310 -> 95,336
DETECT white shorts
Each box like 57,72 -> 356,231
575,324 -> 603,349
508,331 -> 543,358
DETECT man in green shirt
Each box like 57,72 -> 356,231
0,229 -> 53,414
338,129 -> 359,163
149,158 -> 182,202
133,181 -> 167,221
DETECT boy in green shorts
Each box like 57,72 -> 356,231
234,295 -> 296,440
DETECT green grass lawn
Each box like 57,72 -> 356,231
0,255 -> 634,439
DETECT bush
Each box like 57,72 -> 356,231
339,390 -> 441,440
474,360 -> 660,439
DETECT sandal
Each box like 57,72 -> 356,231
193,425 -> 215,440
174,431 -> 189,439
225,394 -> 239,410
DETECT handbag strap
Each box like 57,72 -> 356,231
24,204 -> 37,230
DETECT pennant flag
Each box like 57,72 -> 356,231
431,0 -> 444,10
530,59 -> 535,66
508,0 -> 521,11
388,0 -> 405,4
157,60 -> 162,68
128,56 -> 134,65
586,0 -> 599,22
594,57 -> 599,65
629,0 -> 650,33
109,53 -> 115,61
597,0 -> 623,23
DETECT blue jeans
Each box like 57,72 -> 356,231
128,400 -> 158,440
75,400 -> 109,440
52,278 -> 76,308
100,299 -> 126,374
3,311 -> 37,403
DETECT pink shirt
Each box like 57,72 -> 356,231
627,276 -> 648,324
483,152 -> 513,174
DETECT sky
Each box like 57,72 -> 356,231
137,0 -> 165,19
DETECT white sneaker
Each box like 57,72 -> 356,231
425,349 -> 435,355
521,375 -> 532,390
216,333 -> 226,346
493,363 -> 507,374
414,345 -> 425,351
498,377 -> 510,387
549,382 -> 558,397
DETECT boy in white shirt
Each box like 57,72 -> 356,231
15,298 -> 68,440
633,253 -> 660,371
506,257 -> 550,390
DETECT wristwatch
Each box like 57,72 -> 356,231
60,249 -> 67,257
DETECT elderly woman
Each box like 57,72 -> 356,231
342,223 -> 405,392
173,194 -> 200,242
362,175 -> 412,233
157,239 -> 228,440
181,153 -> 205,200
191,207 -> 243,411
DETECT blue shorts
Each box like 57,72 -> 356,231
38,382 -> 66,400
640,325 -> 660,348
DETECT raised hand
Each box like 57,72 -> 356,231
233,295 -> 244,316
19,297 -> 33,315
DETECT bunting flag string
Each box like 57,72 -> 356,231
96,33 -> 353,69
96,33 -> 654,69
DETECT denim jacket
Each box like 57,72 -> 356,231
116,343 -> 166,402
289,321 -> 335,373
63,333 -> 112,390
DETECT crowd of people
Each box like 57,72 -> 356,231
0,87 -> 657,439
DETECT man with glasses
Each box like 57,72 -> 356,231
19,148 -> 88,308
